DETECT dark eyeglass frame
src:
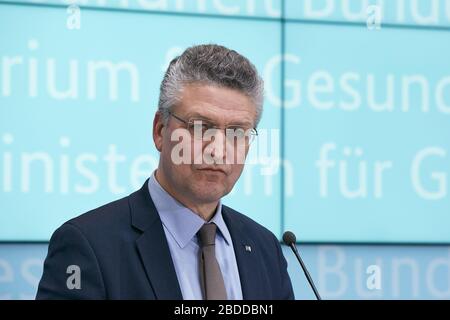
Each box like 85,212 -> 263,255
167,111 -> 258,144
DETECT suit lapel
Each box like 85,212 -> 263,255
129,180 -> 268,300
130,179 -> 183,300
222,206 -> 266,299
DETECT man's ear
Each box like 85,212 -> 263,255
153,111 -> 165,152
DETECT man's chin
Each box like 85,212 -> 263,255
191,186 -> 227,204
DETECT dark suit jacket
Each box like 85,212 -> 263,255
36,179 -> 294,299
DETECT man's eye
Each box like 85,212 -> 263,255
192,123 -> 210,132
228,127 -> 246,138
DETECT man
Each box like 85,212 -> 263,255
36,44 -> 294,300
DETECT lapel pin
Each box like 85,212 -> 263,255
245,245 -> 252,252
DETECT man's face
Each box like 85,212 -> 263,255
153,84 -> 257,205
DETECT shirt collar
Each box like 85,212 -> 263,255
147,171 -> 232,248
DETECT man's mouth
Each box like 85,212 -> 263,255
197,167 -> 227,175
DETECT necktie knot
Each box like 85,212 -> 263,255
197,223 -> 217,247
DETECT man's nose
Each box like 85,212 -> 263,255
209,129 -> 227,162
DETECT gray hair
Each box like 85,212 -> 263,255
158,44 -> 264,127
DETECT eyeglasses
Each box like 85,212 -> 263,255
167,111 -> 258,145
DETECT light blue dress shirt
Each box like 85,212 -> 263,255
147,172 -> 243,300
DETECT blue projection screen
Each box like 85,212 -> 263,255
284,23 -> 450,243
0,0 -> 449,243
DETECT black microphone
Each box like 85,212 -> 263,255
283,231 -> 322,300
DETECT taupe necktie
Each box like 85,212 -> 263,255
197,223 -> 228,300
